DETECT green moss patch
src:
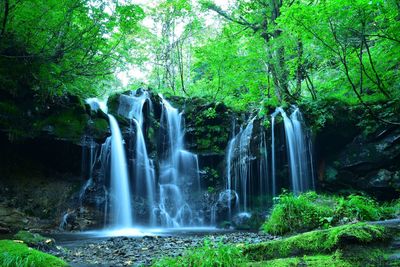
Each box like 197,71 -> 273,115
244,223 -> 387,261
13,231 -> 55,250
0,240 -> 67,267
39,110 -> 88,141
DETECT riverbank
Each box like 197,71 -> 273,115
50,231 -> 275,266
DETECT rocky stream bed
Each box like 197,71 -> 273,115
49,231 -> 275,266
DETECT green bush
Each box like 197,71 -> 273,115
334,195 -> 381,222
153,240 -> 244,267
262,192 -> 399,235
262,192 -> 334,235
0,240 -> 67,267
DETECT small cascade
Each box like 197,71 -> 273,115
259,130 -> 269,205
223,106 -> 315,223
158,94 -> 202,227
226,117 -> 256,212
271,107 -> 315,195
79,136 -> 97,202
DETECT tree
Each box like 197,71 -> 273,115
0,0 -> 144,98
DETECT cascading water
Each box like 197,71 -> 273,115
118,92 -> 156,226
158,94 -> 202,227
79,136 -> 97,202
226,116 -> 256,212
271,107 -> 315,195
108,115 -> 133,228
86,98 -> 133,229
223,106 -> 315,223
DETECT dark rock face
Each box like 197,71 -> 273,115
0,91 -> 109,231
317,122 -> 400,200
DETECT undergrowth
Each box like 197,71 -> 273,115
262,191 -> 399,235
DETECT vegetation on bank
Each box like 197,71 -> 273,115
153,240 -> 244,267
153,192 -> 400,267
153,223 -> 397,267
0,240 -> 67,267
245,223 -> 387,260
262,191 -> 400,235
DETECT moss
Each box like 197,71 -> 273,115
88,118 -> 109,139
39,110 -> 88,141
0,240 -> 67,267
14,231 -> 47,245
244,223 -> 388,261
243,253 -> 353,267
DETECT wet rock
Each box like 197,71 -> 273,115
232,212 -> 252,230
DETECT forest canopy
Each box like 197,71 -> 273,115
1,0 -> 399,111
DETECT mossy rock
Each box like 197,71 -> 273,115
0,240 -> 67,267
244,223 -> 388,261
13,231 -> 55,250
37,110 -> 88,142
87,118 -> 109,140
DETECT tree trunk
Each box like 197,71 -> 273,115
1,0 -> 9,36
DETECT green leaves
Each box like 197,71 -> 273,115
0,0 -> 145,98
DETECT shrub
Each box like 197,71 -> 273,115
262,192 -> 334,235
262,192 -> 399,235
334,195 -> 383,222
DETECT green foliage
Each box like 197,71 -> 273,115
335,195 -> 382,222
153,240 -> 244,267
245,223 -> 387,261
0,240 -> 67,267
203,107 -> 217,119
0,0 -> 144,98
262,192 -> 334,235
262,192 -> 399,235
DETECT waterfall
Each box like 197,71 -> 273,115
158,94 -> 201,227
118,92 -> 156,226
259,130 -> 269,206
271,107 -> 315,195
108,114 -> 133,228
86,98 -> 133,229
225,138 -> 235,219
